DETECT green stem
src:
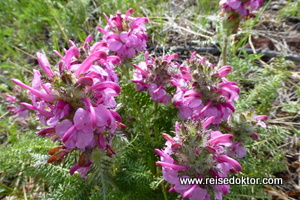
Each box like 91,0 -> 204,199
222,36 -> 228,66
119,61 -> 132,82
162,182 -> 168,200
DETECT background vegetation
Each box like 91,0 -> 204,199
1,0 -> 299,199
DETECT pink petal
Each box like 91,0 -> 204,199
76,77 -> 93,86
218,65 -> 232,78
36,53 -> 54,77
119,32 -> 128,43
62,124 -> 76,143
182,184 -> 197,198
56,119 -> 73,138
215,154 -> 242,172
125,8 -> 134,20
76,131 -> 94,149
82,97 -> 96,128
88,81 -> 121,94
94,105 -> 109,126
203,116 -> 215,129
20,102 -> 53,117
208,134 -> 234,146
109,40 -> 123,51
156,161 -> 188,171
74,108 -> 92,131
74,51 -> 107,77
130,17 -> 149,29
12,79 -> 57,102
64,46 -> 80,69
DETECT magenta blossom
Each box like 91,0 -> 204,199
132,52 -> 239,123
226,111 -> 269,158
156,120 -> 241,200
172,53 -> 240,124
132,52 -> 179,105
11,35 -> 124,178
219,0 -> 264,17
5,93 -> 29,119
98,8 -> 148,59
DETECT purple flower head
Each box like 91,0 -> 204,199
220,0 -> 264,17
229,111 -> 268,140
132,52 -> 180,105
11,35 -> 124,178
173,53 -> 239,124
226,111 -> 268,158
156,120 -> 241,200
132,52 -> 239,123
99,8 -> 149,60
5,88 -> 30,120
36,52 -> 55,77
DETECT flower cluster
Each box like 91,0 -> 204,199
10,8 -> 148,178
219,0 -> 264,33
156,118 -> 242,200
98,8 -> 149,60
11,35 -> 123,178
219,0 -> 264,17
137,52 -> 262,199
132,52 -> 240,124
224,112 -> 268,158
172,53 -> 239,124
5,91 -> 29,121
132,52 -> 179,105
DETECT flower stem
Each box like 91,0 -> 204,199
162,183 -> 168,200
222,36 -> 228,66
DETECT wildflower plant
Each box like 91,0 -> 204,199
133,53 -> 246,199
12,35 -> 123,178
9,8 -> 150,180
5,89 -> 29,123
98,8 -> 149,60
132,52 -> 179,105
132,52 -> 240,124
218,0 -> 265,67
156,119 -> 242,200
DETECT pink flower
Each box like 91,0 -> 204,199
217,65 -> 232,78
214,154 -> 242,173
156,120 -> 241,200
253,114 -> 268,128
36,52 -> 55,77
208,132 -> 234,147
6,94 -> 17,103
217,82 -> 240,101
5,93 -> 29,119
11,78 -> 57,102
99,8 -> 148,59
70,161 -> 93,178
132,52 -> 180,105
228,141 -> 247,158
220,0 -> 264,17
12,35 -> 124,178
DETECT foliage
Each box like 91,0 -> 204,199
279,0 -> 300,18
